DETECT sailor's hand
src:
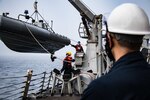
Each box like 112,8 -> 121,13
51,55 -> 57,62
72,59 -> 75,62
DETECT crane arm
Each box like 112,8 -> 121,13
68,0 -> 95,22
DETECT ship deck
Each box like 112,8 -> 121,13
37,95 -> 81,100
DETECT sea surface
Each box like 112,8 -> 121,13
0,54 -> 62,76
0,54 -> 62,99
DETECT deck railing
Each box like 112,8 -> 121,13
0,69 -> 53,100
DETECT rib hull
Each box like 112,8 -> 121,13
0,15 -> 70,53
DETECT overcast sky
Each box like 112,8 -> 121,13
0,0 -> 150,59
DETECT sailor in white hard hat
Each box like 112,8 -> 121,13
81,3 -> 150,100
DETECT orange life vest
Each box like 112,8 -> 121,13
64,56 -> 72,66
75,44 -> 83,52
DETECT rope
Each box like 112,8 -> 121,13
24,22 -> 109,65
100,51 -> 111,67
24,23 -> 51,54
100,51 -> 112,74
24,21 -> 74,63
21,3 -> 87,62
24,22 -> 75,63
22,10 -> 110,67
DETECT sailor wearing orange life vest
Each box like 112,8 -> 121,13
71,41 -> 84,52
61,52 -> 75,80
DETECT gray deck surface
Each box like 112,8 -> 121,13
37,95 -> 81,100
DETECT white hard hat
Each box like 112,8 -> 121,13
107,3 -> 150,35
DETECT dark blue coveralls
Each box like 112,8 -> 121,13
81,51 -> 150,100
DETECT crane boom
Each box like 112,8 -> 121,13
68,0 -> 95,22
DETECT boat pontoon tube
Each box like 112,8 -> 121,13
0,15 -> 70,53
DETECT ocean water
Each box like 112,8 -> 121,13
0,54 -> 62,99
0,54 -> 62,76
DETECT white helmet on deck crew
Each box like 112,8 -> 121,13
107,3 -> 150,35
